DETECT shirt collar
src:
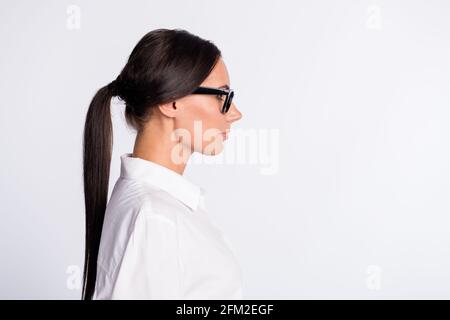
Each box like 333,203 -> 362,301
119,153 -> 205,211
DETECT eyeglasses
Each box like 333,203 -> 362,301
192,86 -> 234,114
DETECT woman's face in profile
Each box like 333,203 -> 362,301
172,58 -> 243,156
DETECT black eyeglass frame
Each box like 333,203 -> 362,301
191,86 -> 234,114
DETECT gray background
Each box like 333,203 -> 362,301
1,0 -> 449,299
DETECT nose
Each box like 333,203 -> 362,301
226,102 -> 242,123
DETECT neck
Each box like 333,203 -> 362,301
132,116 -> 192,175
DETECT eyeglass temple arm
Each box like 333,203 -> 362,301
192,87 -> 229,95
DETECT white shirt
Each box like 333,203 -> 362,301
93,153 -> 244,299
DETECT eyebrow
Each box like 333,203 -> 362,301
218,84 -> 230,90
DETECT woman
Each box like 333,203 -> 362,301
82,28 -> 243,300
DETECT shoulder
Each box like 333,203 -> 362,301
137,186 -> 191,225
137,189 -> 184,227
110,177 -> 187,221
126,192 -> 182,257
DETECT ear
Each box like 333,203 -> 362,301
158,101 -> 178,118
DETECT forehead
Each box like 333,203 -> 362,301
201,58 -> 230,87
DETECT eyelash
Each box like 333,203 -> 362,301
216,95 -> 223,100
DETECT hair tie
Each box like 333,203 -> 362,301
107,80 -> 119,96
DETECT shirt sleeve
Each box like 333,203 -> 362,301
111,210 -> 182,299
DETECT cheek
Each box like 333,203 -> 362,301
175,101 -> 225,153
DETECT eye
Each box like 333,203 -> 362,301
216,95 -> 224,101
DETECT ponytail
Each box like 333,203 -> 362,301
82,84 -> 114,300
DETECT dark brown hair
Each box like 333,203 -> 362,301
82,28 -> 221,300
